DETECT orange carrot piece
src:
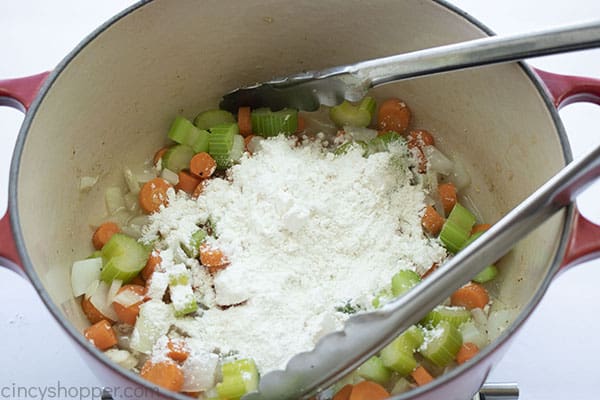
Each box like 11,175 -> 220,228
333,384 -> 354,400
471,223 -> 492,235
81,296 -> 114,324
176,170 -> 202,194
407,129 -> 435,149
130,274 -> 145,286
84,319 -> 118,350
456,342 -> 480,365
112,284 -> 146,325
349,381 -> 390,400
142,251 -> 161,281
191,181 -> 207,199
451,282 -> 490,310
376,98 -> 411,134
411,365 -> 434,386
139,177 -> 172,214
438,182 -> 458,215
199,244 -> 228,268
238,106 -> 253,137
421,263 -> 439,279
167,339 -> 189,363
92,222 -> 120,250
189,152 -> 217,179
153,146 -> 170,166
296,115 -> 306,133
140,360 -> 185,392
421,205 -> 445,236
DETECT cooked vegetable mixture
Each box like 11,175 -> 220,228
73,96 -> 500,399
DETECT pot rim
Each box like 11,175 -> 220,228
7,1 -> 575,399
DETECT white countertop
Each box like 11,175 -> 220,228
1,1 -> 600,399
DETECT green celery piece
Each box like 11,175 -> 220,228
367,132 -> 403,154
402,325 -> 425,349
334,140 -> 368,156
100,233 -> 150,283
439,220 -> 470,254
251,108 -> 298,137
216,375 -> 247,399
167,116 -> 210,152
391,270 -> 421,297
182,229 -> 207,258
194,109 -> 236,130
380,326 -> 423,376
421,305 -> 472,329
357,356 -> 391,384
473,264 -> 499,283
329,97 -> 375,128
218,359 -> 259,396
447,203 -> 477,232
189,130 -> 210,153
208,123 -> 237,169
161,144 -> 195,173
87,250 -> 102,259
420,320 -> 463,367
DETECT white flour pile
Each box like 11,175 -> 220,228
143,136 -> 446,373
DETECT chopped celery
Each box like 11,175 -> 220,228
334,140 -> 368,156
100,233 -> 150,283
251,108 -> 298,137
367,132 -> 403,155
391,270 -> 421,297
182,229 -> 207,258
194,109 -> 236,130
473,264 -> 498,283
420,320 -> 463,367
439,220 -> 470,254
216,359 -> 259,399
162,144 -> 195,173
357,356 -> 391,384
208,123 -> 239,169
402,325 -> 425,349
168,264 -> 198,317
380,326 -> 424,376
167,116 -> 210,153
329,97 -> 376,128
421,305 -> 472,329
71,257 -> 102,297
447,203 -> 477,232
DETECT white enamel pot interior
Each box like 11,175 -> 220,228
9,0 -> 575,399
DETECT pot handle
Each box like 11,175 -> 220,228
0,72 -> 50,275
534,68 -> 600,268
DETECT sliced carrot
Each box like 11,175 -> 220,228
140,360 -> 185,392
192,181 -> 207,199
421,263 -> 439,279
84,319 -> 118,350
333,384 -> 353,400
296,115 -> 306,133
139,177 -> 172,214
176,170 -> 202,194
471,223 -> 492,235
153,146 -> 169,166
92,222 -> 120,250
411,365 -> 434,386
112,284 -> 146,325
81,296 -> 114,324
189,152 -> 217,179
456,342 -> 480,365
349,381 -> 390,400
421,205 -> 445,236
199,244 -> 229,268
407,129 -> 435,149
130,274 -> 145,286
438,182 -> 458,215
142,251 -> 161,281
451,282 -> 490,310
376,98 -> 411,134
238,106 -> 253,137
167,339 -> 189,363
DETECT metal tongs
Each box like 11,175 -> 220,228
220,21 -> 600,112
241,143 -> 600,400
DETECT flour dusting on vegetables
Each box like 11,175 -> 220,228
74,98 -> 499,399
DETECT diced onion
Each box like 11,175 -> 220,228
161,168 -> 179,185
136,169 -> 158,184
104,349 -> 138,370
343,125 -> 378,142
71,257 -> 102,297
181,351 -> 219,392
84,279 -> 100,300
246,136 -> 264,154
487,309 -> 514,342
450,158 -> 471,190
471,307 -> 488,327
79,176 -> 99,192
105,186 -> 125,215
90,281 -> 119,322
123,192 -> 139,213
423,145 -> 454,176
107,279 -> 123,305
113,289 -> 144,308
123,167 -> 140,194
459,320 -> 488,349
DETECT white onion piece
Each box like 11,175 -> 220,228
123,167 -> 141,194
90,281 -> 119,322
423,145 -> 454,176
123,192 -> 139,213
105,186 -> 125,215
181,351 -> 219,392
459,320 -> 488,348
71,257 -> 102,297
79,176 -> 99,192
107,279 -> 123,305
471,307 -> 488,327
84,279 -> 100,300
247,136 -> 264,154
104,349 -> 138,370
487,309 -> 514,342
230,134 -> 245,163
343,125 -> 378,142
137,169 -> 158,184
450,158 -> 471,190
161,168 -> 179,185
113,289 -> 144,308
